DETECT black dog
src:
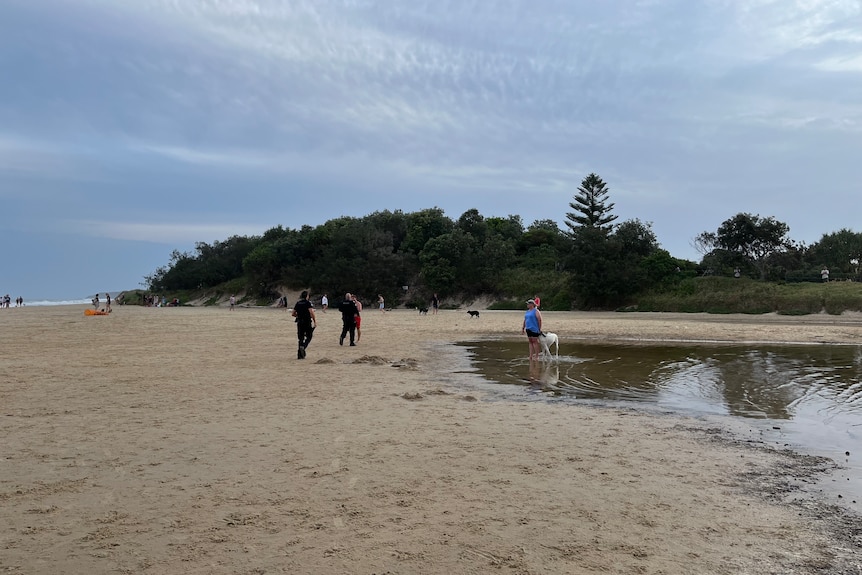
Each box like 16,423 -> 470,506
419,307 -> 429,315
467,310 -> 480,318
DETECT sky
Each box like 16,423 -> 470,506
2,0 -> 861,300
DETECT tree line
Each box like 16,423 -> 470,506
145,174 -> 862,310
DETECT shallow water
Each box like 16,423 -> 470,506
458,339 -> 862,507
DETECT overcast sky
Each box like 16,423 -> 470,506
2,0 -> 861,300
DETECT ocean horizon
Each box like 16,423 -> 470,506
8,290 -> 135,307
22,298 -> 94,307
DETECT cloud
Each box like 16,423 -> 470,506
64,219 -> 268,244
815,53 -> 862,72
132,144 -> 274,168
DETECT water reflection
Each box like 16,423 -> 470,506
459,339 -> 862,507
461,340 -> 862,422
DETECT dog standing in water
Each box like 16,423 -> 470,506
538,332 -> 559,361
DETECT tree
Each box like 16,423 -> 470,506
566,219 -> 667,309
146,249 -> 201,291
565,173 -> 618,234
613,218 -> 659,257
527,219 -> 560,233
404,208 -> 454,253
805,228 -> 862,278
419,230 -> 478,295
457,208 -> 487,243
486,215 -> 524,242
519,219 -> 567,271
567,225 -> 619,308
695,213 -> 791,280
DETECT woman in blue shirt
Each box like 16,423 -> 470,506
520,299 -> 543,363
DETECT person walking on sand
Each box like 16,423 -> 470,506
431,293 -> 439,315
229,294 -> 236,311
105,293 -> 112,313
93,293 -> 100,310
352,294 -> 363,341
520,299 -> 543,364
338,292 -> 359,346
291,290 -> 317,359
377,294 -> 385,313
321,294 -> 328,313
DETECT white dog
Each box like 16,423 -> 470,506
538,331 -> 559,361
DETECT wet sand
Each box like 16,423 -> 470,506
1,305 -> 861,574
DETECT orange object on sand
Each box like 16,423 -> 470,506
84,309 -> 110,316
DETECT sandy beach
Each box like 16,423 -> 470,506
2,304 -> 861,574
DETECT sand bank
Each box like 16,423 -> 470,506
1,305 -> 860,574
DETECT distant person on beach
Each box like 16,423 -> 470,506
821,267 -> 830,282
352,294 -> 363,341
520,299 -> 543,364
533,294 -> 541,309
93,294 -> 100,310
321,294 -> 328,313
291,290 -> 317,359
377,294 -> 385,313
431,293 -> 439,314
229,295 -> 236,310
105,293 -> 111,313
338,293 -> 359,346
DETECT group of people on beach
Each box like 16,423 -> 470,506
290,291 -> 384,359
92,293 -> 112,313
290,290 -> 546,363
139,294 -> 169,307
2,295 -> 21,308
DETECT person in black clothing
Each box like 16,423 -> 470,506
292,290 -> 317,359
338,292 -> 359,346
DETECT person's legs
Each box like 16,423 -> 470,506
349,324 -> 356,345
528,336 -> 540,362
300,324 -> 313,349
297,324 -> 307,358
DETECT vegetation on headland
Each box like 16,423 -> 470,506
142,174 -> 862,314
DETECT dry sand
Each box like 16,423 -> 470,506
1,304 -> 861,574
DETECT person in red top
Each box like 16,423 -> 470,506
352,294 -> 363,341
533,294 -> 541,309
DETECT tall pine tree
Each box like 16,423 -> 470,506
565,173 -> 618,233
